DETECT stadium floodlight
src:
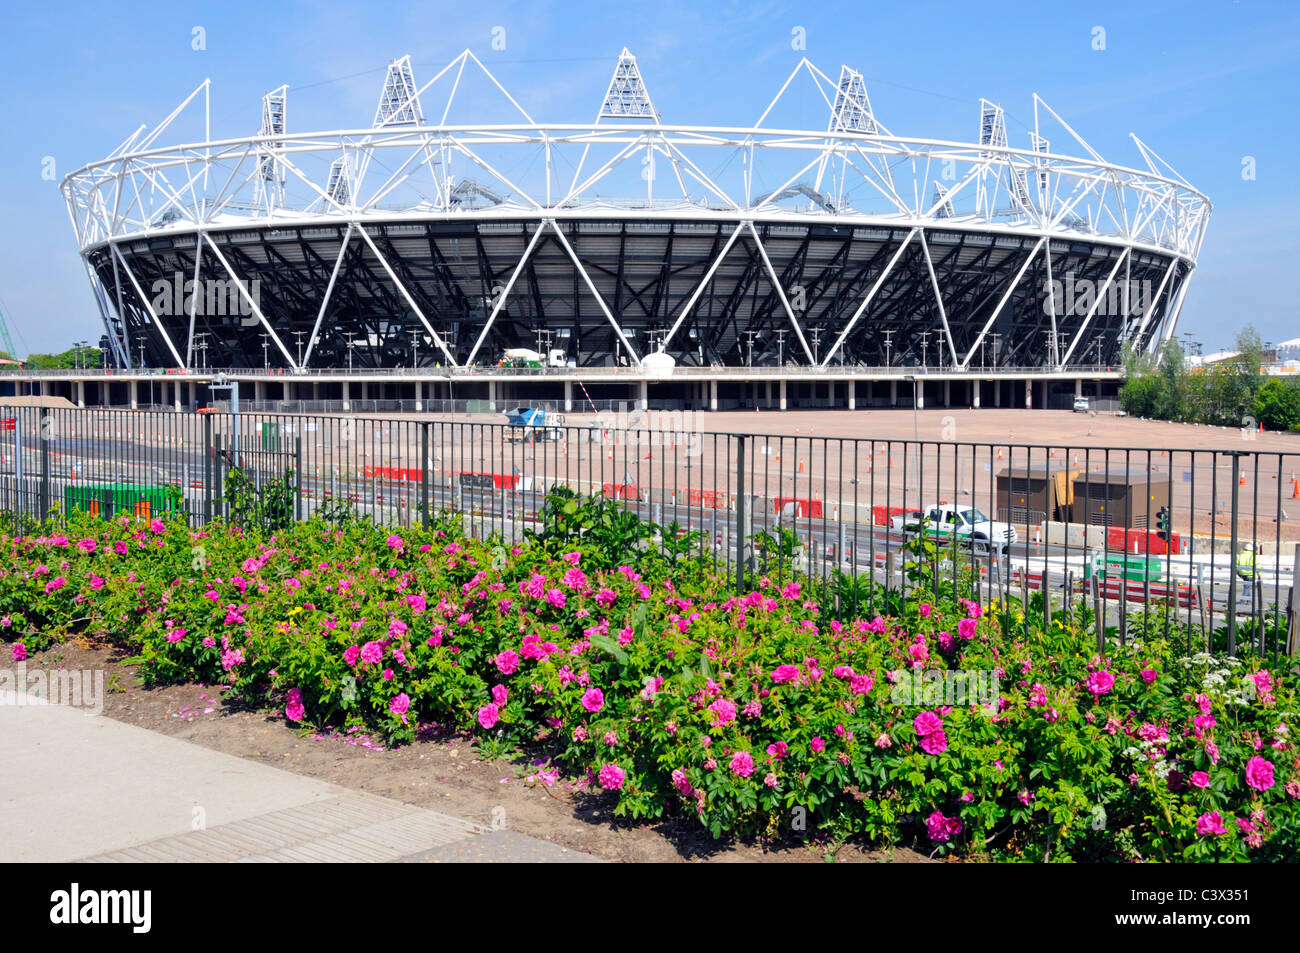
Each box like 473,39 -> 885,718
932,183 -> 955,218
829,66 -> 877,134
1008,168 -> 1032,211
374,55 -> 424,127
256,85 -> 288,206
979,99 -> 1007,153
326,156 -> 351,206
599,47 -> 658,120
1031,133 -> 1051,191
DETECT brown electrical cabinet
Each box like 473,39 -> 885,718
995,464 -> 1081,524
1068,468 -> 1171,528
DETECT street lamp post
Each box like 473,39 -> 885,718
905,374 -> 918,441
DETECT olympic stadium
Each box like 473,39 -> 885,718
47,48 -> 1211,410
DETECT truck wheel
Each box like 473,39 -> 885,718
972,537 -> 989,555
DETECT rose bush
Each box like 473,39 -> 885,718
0,502 -> 1296,861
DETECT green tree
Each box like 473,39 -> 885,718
1253,378 -> 1300,432
22,345 -> 99,369
1152,339 -> 1187,421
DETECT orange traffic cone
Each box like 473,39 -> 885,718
1291,479 -> 1299,500
1239,470 -> 1246,487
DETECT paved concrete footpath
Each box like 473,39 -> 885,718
0,690 -> 597,863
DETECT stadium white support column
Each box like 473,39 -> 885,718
848,381 -> 855,411
1025,381 -> 1032,409
414,381 -> 422,411
1075,378 -> 1082,397
973,383 -> 981,409
488,381 -> 496,409
916,385 -> 924,410
710,380 -> 718,411
995,382 -> 1001,408
189,382 -> 196,408
639,380 -> 648,411
944,380 -> 951,408
256,381 -> 265,403
564,381 -> 573,412
130,380 -> 138,410
361,381 -> 368,402
173,382 -> 181,413
76,381 -> 85,408
343,381 -> 350,411
779,379 -> 787,411
890,380 -> 897,407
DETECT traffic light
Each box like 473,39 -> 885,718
1156,506 -> 1171,540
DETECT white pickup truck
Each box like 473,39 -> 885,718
892,503 -> 1018,555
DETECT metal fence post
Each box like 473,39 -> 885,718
294,436 -> 303,522
1227,452 -> 1241,656
420,422 -> 430,530
1287,542 -> 1299,658
203,412 -> 213,525
214,432 -> 225,522
39,412 -> 50,518
734,434 -> 746,592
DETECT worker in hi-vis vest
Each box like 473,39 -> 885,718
1236,542 -> 1257,580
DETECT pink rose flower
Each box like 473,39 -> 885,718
1195,811 -> 1227,836
708,698 -> 737,727
926,810 -> 962,842
671,768 -> 693,795
581,687 -> 605,713
920,730 -> 948,755
1085,670 -> 1115,696
477,703 -> 499,730
913,711 -> 944,737
285,688 -> 305,722
770,664 -> 800,684
1190,771 -> 1211,789
1245,756 -> 1275,792
389,692 -> 410,716
598,763 -> 626,790
729,751 -> 755,778
495,649 -> 520,675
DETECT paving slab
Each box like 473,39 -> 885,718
0,688 -> 588,863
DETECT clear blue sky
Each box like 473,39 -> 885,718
0,0 -> 1295,356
